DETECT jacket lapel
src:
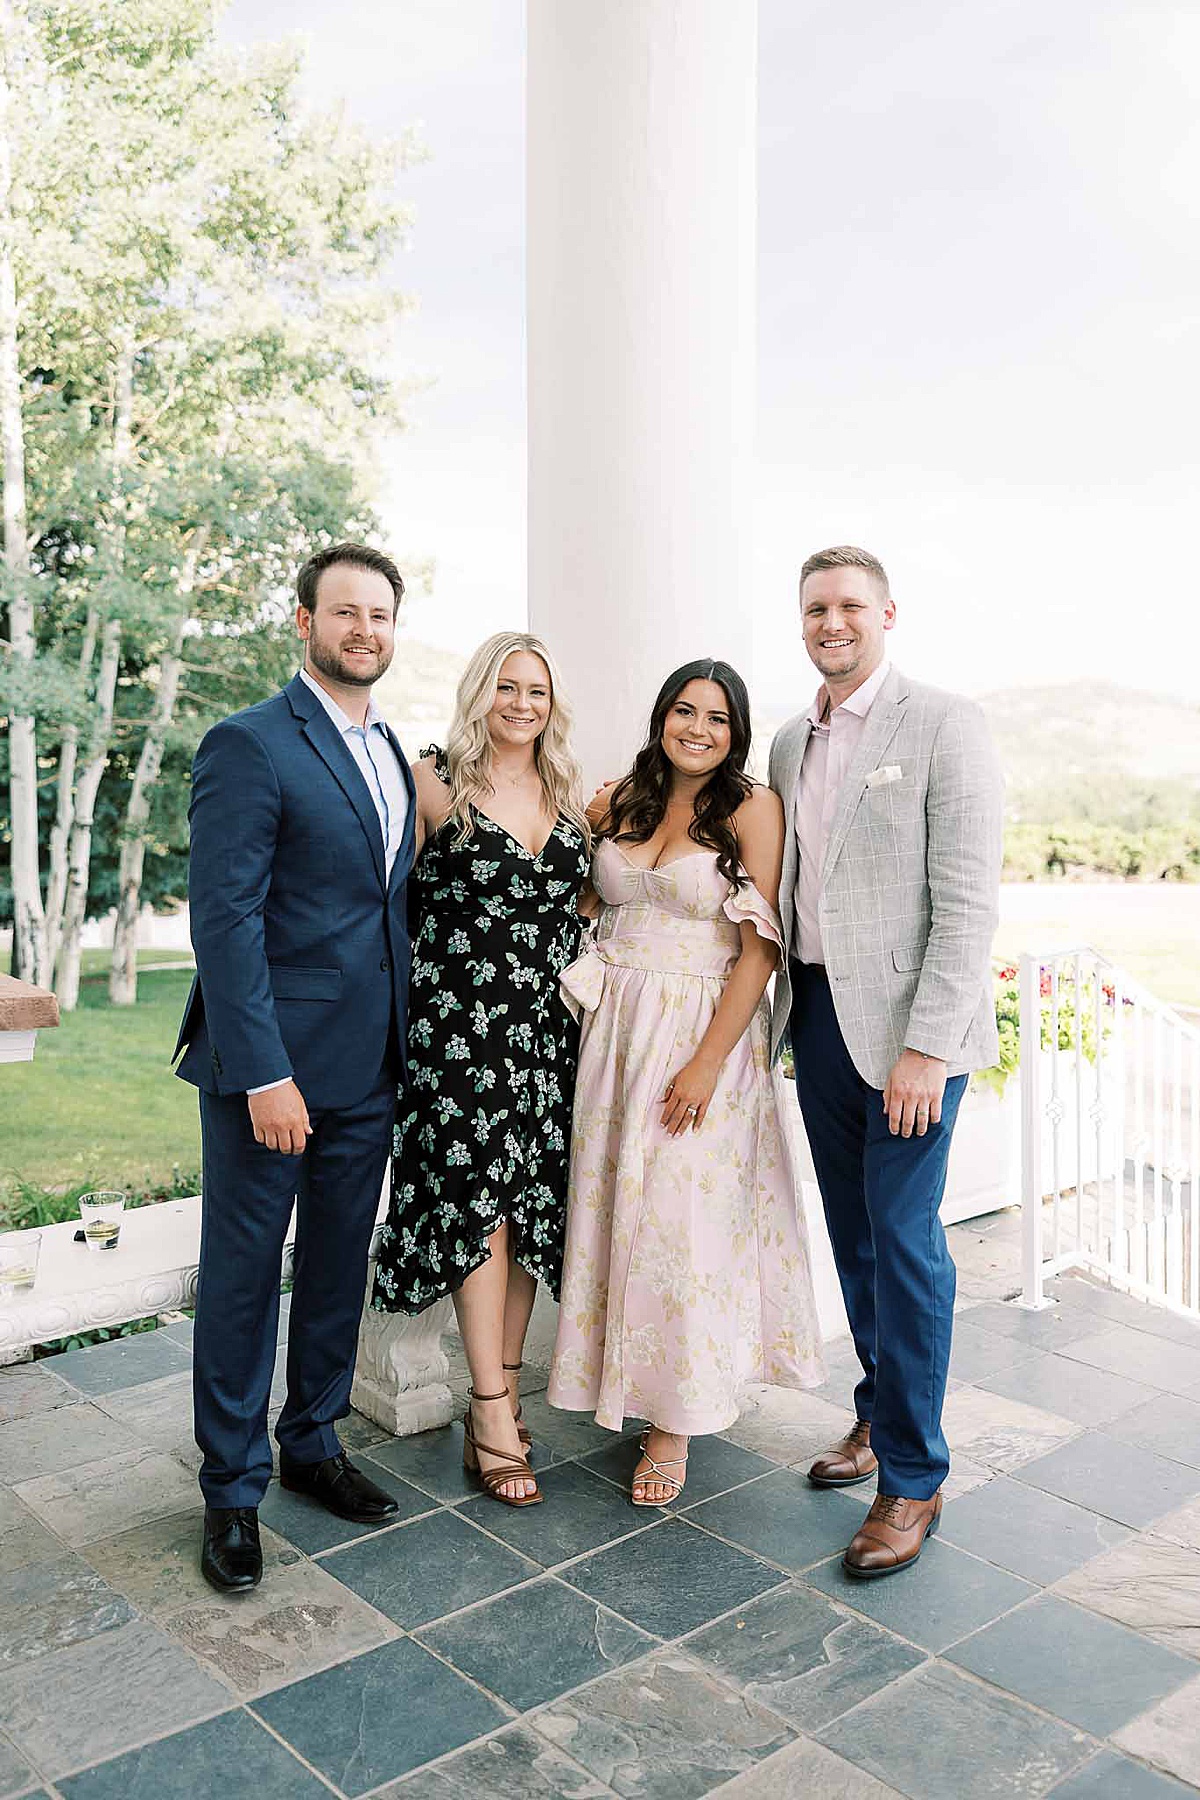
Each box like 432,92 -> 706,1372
821,669 -> 909,881
287,674 -> 387,891
386,726 -> 418,894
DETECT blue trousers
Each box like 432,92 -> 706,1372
194,1072 -> 394,1508
789,961 -> 966,1499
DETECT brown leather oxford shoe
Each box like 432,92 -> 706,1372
843,1490 -> 942,1578
808,1420 -> 878,1488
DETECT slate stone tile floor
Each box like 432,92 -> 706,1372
5,1212 -> 1200,1798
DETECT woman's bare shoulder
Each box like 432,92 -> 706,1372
586,778 -> 622,831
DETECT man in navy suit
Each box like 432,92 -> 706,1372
175,542 -> 417,1591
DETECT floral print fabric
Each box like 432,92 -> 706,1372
370,750 -> 588,1316
547,840 -> 825,1434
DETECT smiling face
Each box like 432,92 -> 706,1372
800,565 -> 895,690
660,679 -> 733,780
486,650 -> 552,751
298,562 -> 396,689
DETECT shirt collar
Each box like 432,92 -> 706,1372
807,659 -> 891,728
300,665 -> 386,735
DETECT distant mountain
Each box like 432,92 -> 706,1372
979,683 -> 1200,788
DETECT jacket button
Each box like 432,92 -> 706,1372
380,957 -> 391,972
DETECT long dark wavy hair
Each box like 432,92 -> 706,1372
602,659 -> 754,888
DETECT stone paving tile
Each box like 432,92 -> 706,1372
258,1460 -> 432,1555
684,1580 -> 925,1733
0,1488 -> 62,1576
563,1517 -> 786,1639
804,1537 -> 1036,1655
0,1618 -> 232,1779
579,1432 -> 775,1506
1115,1670 -> 1200,1790
721,1386 -> 856,1467
1016,1432 -> 1200,1529
318,1506 -> 539,1629
1105,1392 -> 1200,1471
371,1723 -> 614,1799
515,1394 -> 644,1464
942,1385 -> 1082,1472
416,1576 -> 653,1712
0,1405 -> 138,1484
92,1373 -> 197,1468
54,1706 -> 330,1799
683,1469 -> 868,1573
949,1320 -> 1044,1384
937,1474 -> 1131,1586
1147,1494 -> 1200,1553
163,1556 -> 399,1698
1051,1278 -> 1174,1330
533,1650 -> 793,1798
1055,1533 -> 1200,1661
51,1333 -> 192,1398
1048,1749 -> 1200,1796
0,1731 -> 40,1800
82,1507 -> 301,1619
14,1445 -> 198,1547
712,1734 -> 904,1798
368,1419 -> 487,1503
0,1552 -> 134,1671
947,1593 -> 1196,1737
252,1637 -> 508,1796
0,1364 -> 75,1425
817,1660 -> 1090,1799
457,1457 -> 658,1567
1061,1326 -> 1200,1397
976,1347 -> 1159,1428
962,1301 -> 1109,1353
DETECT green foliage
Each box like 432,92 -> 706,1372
1003,820 -> 1200,883
975,964 -> 1114,1099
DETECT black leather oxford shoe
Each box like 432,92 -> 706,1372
278,1450 -> 400,1524
201,1506 -> 262,1592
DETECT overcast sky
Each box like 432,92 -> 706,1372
223,0 -> 1200,709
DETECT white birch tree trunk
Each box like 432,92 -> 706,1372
44,604 -> 99,978
56,326 -> 134,1009
0,7 -> 45,984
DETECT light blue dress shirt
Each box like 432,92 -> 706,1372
299,667 -> 409,880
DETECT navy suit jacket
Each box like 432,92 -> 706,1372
174,672 -> 416,1109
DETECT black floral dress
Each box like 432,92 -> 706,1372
370,751 -> 589,1315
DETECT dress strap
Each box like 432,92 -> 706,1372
421,743 -> 451,786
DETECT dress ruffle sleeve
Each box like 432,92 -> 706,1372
722,880 -> 785,956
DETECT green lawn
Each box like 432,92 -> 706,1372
2,961 -> 201,1197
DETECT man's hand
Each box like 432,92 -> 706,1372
248,1080 -> 312,1155
883,1049 -> 948,1138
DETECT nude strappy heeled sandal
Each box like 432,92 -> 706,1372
503,1360 -> 532,1450
463,1388 -> 543,1508
630,1430 -> 689,1507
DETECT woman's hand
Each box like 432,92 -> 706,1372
661,1055 -> 719,1136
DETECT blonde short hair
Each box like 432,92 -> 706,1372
443,632 -> 589,847
799,545 -> 889,597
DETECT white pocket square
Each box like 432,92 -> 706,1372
865,764 -> 903,787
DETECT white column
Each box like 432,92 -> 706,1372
527,0 -> 758,786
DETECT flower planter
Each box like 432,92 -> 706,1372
941,1081 -> 1020,1225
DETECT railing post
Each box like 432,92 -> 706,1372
1020,952 -> 1051,1308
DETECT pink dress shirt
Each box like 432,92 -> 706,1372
792,660 -> 891,965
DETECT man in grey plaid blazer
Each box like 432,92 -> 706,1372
770,545 -> 1003,1578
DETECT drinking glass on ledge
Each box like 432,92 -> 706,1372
78,1192 -> 127,1252
0,1232 -> 40,1296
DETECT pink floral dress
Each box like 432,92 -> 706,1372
546,840 -> 825,1435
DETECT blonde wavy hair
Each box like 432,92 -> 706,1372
443,632 -> 589,847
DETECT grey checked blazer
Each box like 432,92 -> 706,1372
767,667 -> 1004,1089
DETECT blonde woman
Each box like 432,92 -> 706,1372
371,634 -> 590,1506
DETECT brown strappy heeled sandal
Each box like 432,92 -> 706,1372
463,1388 -> 543,1508
630,1429 -> 689,1508
504,1360 -> 532,1450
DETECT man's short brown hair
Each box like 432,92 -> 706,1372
296,542 -> 405,617
799,545 -> 889,597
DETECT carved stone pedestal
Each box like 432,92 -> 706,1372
351,1274 -> 455,1437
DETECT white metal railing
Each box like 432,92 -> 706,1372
1020,947 -> 1200,1316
